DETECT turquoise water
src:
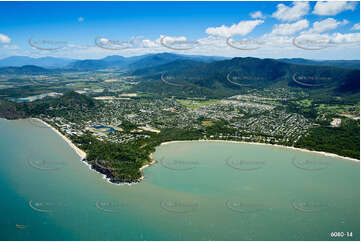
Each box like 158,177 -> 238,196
0,119 -> 359,241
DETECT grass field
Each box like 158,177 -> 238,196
201,120 -> 214,127
293,99 -> 312,107
316,104 -> 359,113
177,99 -> 220,109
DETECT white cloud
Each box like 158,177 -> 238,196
142,39 -> 158,48
313,1 -> 357,16
205,20 -> 264,38
269,19 -> 309,36
78,17 -> 84,22
0,33 -> 11,44
331,32 -> 360,44
250,11 -> 265,19
272,2 -> 310,22
307,18 -> 345,33
292,31 -> 359,45
351,23 -> 360,31
197,35 -> 226,47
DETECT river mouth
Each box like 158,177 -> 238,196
0,119 -> 359,241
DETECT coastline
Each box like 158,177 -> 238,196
27,118 -> 359,186
139,153 -> 157,181
159,140 -> 360,162
32,118 -> 87,160
32,118 -> 153,186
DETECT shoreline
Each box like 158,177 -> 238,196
32,118 -> 152,186
159,140 -> 360,162
26,118 -> 359,186
139,153 -> 157,181
32,118 -> 87,160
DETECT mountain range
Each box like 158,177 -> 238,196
0,56 -> 74,68
0,53 -> 359,101
0,53 -> 228,70
278,58 -> 360,70
131,56 -> 360,100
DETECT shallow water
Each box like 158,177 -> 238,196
0,119 -> 359,240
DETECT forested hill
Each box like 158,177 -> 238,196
278,58 -> 360,70
0,65 -> 54,74
131,57 -> 360,99
0,91 -> 96,120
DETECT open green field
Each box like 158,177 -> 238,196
316,103 -> 359,112
293,99 -> 312,107
176,99 -> 220,109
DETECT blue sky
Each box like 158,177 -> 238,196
0,1 -> 359,60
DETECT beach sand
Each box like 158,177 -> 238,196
32,118 -> 153,185
30,118 -> 359,186
32,118 -> 87,160
139,153 -> 157,181
159,140 -> 360,162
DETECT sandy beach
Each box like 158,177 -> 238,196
32,118 -> 149,186
29,118 -> 359,186
138,153 -> 157,181
32,118 -> 87,160
159,140 -> 360,162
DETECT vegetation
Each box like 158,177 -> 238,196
176,99 -> 220,109
0,55 -> 359,183
296,119 -> 360,159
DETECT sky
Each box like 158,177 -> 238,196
0,1 -> 360,60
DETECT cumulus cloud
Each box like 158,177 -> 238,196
250,11 -> 265,19
269,19 -> 309,36
306,18 -> 347,34
205,20 -> 264,38
313,1 -> 357,16
142,39 -> 158,48
330,32 -> 360,44
272,2 -> 310,22
351,23 -> 360,31
0,33 -> 11,44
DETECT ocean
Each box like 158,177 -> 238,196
0,119 -> 359,240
